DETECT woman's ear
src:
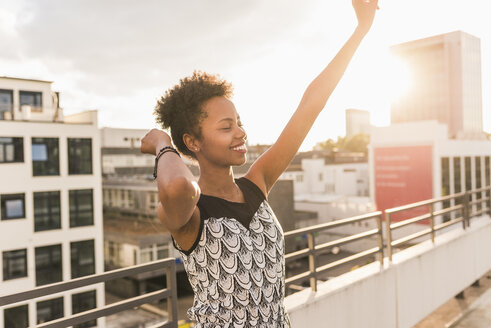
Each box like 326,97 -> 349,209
183,133 -> 200,153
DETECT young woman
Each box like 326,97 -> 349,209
141,1 -> 378,326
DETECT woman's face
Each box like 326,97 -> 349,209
194,96 -> 247,167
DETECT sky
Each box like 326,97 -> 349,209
1,0 -> 490,150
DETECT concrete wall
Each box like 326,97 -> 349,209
285,215 -> 491,328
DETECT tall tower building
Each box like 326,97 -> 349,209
0,77 -> 104,328
345,108 -> 371,137
390,31 -> 483,139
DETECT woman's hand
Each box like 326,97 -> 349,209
352,0 -> 379,35
140,129 -> 172,155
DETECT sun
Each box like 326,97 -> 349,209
384,53 -> 412,102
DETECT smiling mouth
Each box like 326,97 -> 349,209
231,144 -> 247,152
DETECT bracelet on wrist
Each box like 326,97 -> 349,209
153,146 -> 181,179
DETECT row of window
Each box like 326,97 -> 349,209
0,189 -> 93,228
3,290 -> 96,328
0,89 -> 42,120
441,156 -> 491,196
3,240 -> 95,284
0,137 -> 92,175
441,156 -> 491,221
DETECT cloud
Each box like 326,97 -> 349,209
10,0 -> 316,96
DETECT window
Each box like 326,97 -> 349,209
454,157 -> 462,205
4,304 -> 28,328
441,157 -> 450,222
140,247 -> 153,264
0,89 -> 13,120
464,157 -> 472,191
35,244 -> 62,286
3,249 -> 27,280
72,290 -> 97,328
71,240 -> 95,278
157,243 -> 169,259
0,137 -> 23,163
68,138 -> 93,175
1,193 -> 25,220
69,189 -> 94,227
37,297 -> 63,324
32,138 -> 59,176
475,156 -> 483,211
485,156 -> 490,212
296,175 -> 303,183
20,90 -> 42,112
34,191 -> 61,231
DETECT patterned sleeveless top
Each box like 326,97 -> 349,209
173,177 -> 290,328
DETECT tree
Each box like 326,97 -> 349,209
316,133 -> 369,154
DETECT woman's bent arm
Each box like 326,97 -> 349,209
141,129 -> 200,233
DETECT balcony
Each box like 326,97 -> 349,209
1,186 -> 490,328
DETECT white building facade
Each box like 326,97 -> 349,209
369,120 -> 491,224
0,77 -> 104,328
281,158 -> 369,197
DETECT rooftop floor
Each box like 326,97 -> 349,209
415,269 -> 491,327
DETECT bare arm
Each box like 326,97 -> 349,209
247,0 -> 378,194
141,129 -> 200,233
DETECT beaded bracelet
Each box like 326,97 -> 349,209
153,146 -> 181,179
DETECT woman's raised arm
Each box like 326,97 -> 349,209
247,0 -> 379,195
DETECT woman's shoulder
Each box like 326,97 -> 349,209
241,173 -> 268,200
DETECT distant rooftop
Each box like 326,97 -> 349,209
0,76 -> 53,83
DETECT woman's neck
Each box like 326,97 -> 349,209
198,164 -> 243,201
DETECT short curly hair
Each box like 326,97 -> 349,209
154,71 -> 233,159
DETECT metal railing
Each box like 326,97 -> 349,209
284,211 -> 384,292
0,258 -> 178,328
386,186 -> 491,261
284,185 -> 491,292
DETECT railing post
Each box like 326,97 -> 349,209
429,203 -> 435,244
307,232 -> 317,292
376,214 -> 384,265
166,261 -> 178,328
385,211 -> 393,262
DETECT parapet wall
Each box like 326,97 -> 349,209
284,215 -> 491,328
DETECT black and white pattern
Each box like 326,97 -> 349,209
176,199 -> 290,327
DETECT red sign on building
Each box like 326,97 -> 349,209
374,145 -> 433,222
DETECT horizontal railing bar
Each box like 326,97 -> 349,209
468,186 -> 491,193
390,213 -> 431,230
386,193 -> 466,214
436,193 -> 467,202
0,258 -> 175,307
284,211 -> 382,238
469,199 -> 488,206
315,229 -> 379,253
392,228 -> 431,248
147,322 -> 177,328
285,271 -> 313,287
434,217 -> 464,231
285,248 -> 311,262
37,288 -> 171,328
433,204 -> 463,217
316,247 -> 380,274
470,208 -> 489,217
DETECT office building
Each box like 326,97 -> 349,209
0,77 -> 104,328
346,108 -> 370,137
390,31 -> 483,139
